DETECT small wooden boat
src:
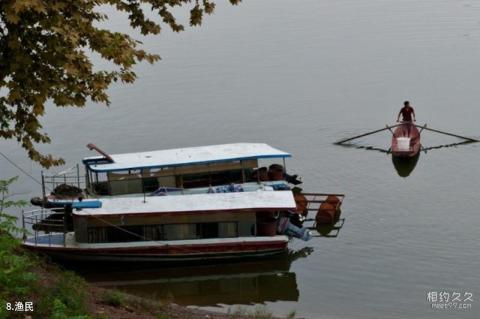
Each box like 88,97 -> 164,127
391,122 -> 421,158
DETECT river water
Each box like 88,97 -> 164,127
1,0 -> 479,318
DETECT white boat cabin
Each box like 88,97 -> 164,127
82,143 -> 291,196
73,190 -> 296,244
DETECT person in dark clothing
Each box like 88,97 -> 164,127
252,167 -> 269,182
268,164 -> 285,181
397,101 -> 416,122
397,101 -> 416,136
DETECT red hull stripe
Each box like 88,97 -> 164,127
23,240 -> 288,256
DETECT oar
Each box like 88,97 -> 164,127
421,140 -> 476,152
415,125 -> 479,142
420,145 -> 428,154
335,124 -> 401,144
334,143 -> 390,154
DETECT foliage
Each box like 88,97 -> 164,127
51,299 -> 90,319
99,289 -> 126,307
35,268 -> 89,318
0,0 -> 241,168
0,177 -> 35,302
0,177 -> 89,318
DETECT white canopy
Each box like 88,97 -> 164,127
83,143 -> 291,172
74,190 -> 296,216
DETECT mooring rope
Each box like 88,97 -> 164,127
90,214 -> 150,242
0,151 -> 44,187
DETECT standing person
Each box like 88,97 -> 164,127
397,101 -> 416,123
397,101 -> 416,135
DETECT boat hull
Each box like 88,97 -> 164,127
22,234 -> 289,264
391,123 -> 421,157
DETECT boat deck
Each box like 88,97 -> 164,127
25,233 -> 66,246
22,232 -> 290,263
23,232 -> 289,249
391,123 -> 421,157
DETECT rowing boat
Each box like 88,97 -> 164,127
391,122 -> 421,157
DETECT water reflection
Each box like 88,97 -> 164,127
315,218 -> 345,237
337,140 -> 476,178
80,248 -> 313,306
392,153 -> 420,178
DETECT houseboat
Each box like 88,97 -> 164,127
32,143 -> 300,205
23,143 -> 345,263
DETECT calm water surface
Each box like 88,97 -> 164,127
1,1 -> 480,318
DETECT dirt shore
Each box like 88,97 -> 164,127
87,285 -> 292,319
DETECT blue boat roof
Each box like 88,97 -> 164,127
83,143 -> 291,172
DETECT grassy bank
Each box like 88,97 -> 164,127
0,178 -> 295,319
0,177 -> 90,318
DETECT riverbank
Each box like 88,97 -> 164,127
0,178 -> 292,319
1,245 -> 295,319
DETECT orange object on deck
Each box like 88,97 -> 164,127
325,195 -> 340,206
294,193 -> 308,216
315,202 -> 337,225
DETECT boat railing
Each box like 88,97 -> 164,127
21,207 -> 68,247
41,164 -> 86,198
300,192 -> 345,215
299,192 -> 346,238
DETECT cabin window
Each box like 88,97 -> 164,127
85,221 -> 239,243
163,224 -> 197,240
109,179 -> 142,196
163,222 -> 238,240
218,222 -> 238,238
108,225 -> 143,242
197,223 -> 219,238
142,177 -> 159,192
87,172 -> 110,195
87,225 -> 143,243
157,175 -> 177,188
92,181 -> 110,195
87,227 -> 108,243
143,225 -> 163,241
182,170 -> 244,188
